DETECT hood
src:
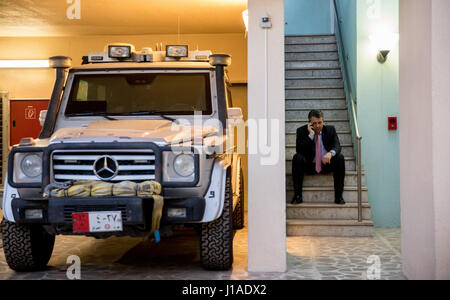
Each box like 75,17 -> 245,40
50,120 -> 219,145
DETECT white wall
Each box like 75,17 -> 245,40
247,0 -> 286,272
431,0 -> 450,280
399,0 -> 450,280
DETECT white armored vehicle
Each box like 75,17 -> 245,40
1,44 -> 245,271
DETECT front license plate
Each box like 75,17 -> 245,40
72,211 -> 123,233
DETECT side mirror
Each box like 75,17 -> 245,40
39,110 -> 47,127
227,107 -> 243,120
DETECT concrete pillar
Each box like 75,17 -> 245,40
247,0 -> 286,272
399,0 -> 450,280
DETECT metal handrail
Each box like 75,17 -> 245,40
332,0 -> 363,222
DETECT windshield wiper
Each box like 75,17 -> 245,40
66,112 -> 118,121
127,111 -> 176,122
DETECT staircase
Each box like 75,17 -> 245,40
285,34 -> 374,237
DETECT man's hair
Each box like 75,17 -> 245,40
308,110 -> 324,121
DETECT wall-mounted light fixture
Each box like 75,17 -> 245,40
0,60 -> 50,68
369,28 -> 399,64
377,50 -> 390,63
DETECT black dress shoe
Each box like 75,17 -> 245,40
291,194 -> 303,204
335,197 -> 346,205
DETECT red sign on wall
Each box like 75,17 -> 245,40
10,99 -> 49,146
25,106 -> 37,120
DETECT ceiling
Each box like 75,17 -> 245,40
0,0 -> 248,37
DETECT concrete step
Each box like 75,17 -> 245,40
286,43 -> 337,53
285,187 -> 369,204
286,88 -> 345,99
286,60 -> 340,70
285,144 -> 354,159
286,68 -> 342,79
286,157 -> 356,171
285,171 -> 366,188
285,99 -> 348,110
285,108 -> 349,121
286,120 -> 351,132
286,219 -> 374,237
285,131 -> 353,145
285,78 -> 344,89
285,51 -> 339,61
286,203 -> 372,220
285,35 -> 337,45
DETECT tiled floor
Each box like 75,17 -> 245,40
0,218 -> 405,280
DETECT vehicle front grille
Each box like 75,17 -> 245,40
52,150 -> 156,182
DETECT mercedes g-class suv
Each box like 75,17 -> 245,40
1,44 -> 245,271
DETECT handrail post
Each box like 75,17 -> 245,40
357,137 -> 363,222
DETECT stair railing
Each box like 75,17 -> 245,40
332,0 -> 363,222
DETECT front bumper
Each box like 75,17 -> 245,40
11,196 -> 205,228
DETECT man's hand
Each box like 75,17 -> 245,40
307,122 -> 315,136
322,152 -> 333,165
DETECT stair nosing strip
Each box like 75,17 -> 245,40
285,42 -> 337,45
285,99 -> 347,101
285,119 -> 349,122
285,186 -> 368,192
285,131 -> 352,134
285,87 -> 344,90
285,143 -> 353,147
285,107 -> 348,111
285,58 -> 339,62
286,220 -> 374,226
285,50 -> 338,53
286,203 -> 371,208
286,76 -> 343,78
285,157 -> 356,161
285,58 -> 339,61
285,67 -> 341,70
285,34 -> 336,37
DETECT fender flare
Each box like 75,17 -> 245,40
200,158 -> 231,223
2,173 -> 18,222
231,155 -> 242,208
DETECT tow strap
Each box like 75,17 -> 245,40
43,180 -> 164,241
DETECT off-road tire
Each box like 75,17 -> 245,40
1,218 -> 55,271
200,169 -> 233,270
232,168 -> 245,230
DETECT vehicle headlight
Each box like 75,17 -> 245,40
162,151 -> 198,184
13,152 -> 43,184
173,154 -> 195,177
20,154 -> 43,178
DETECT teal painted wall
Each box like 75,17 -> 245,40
357,0 -> 400,227
334,0 -> 357,99
285,0 -> 332,35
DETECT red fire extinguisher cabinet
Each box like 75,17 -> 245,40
9,99 -> 49,146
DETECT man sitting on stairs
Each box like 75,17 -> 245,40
291,110 -> 346,205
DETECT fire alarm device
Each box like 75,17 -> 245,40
388,117 -> 397,130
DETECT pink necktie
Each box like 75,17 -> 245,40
315,135 -> 322,173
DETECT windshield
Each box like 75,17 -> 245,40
65,72 -> 212,116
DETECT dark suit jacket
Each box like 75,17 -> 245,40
296,125 -> 341,162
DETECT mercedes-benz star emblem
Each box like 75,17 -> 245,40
93,155 -> 119,180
